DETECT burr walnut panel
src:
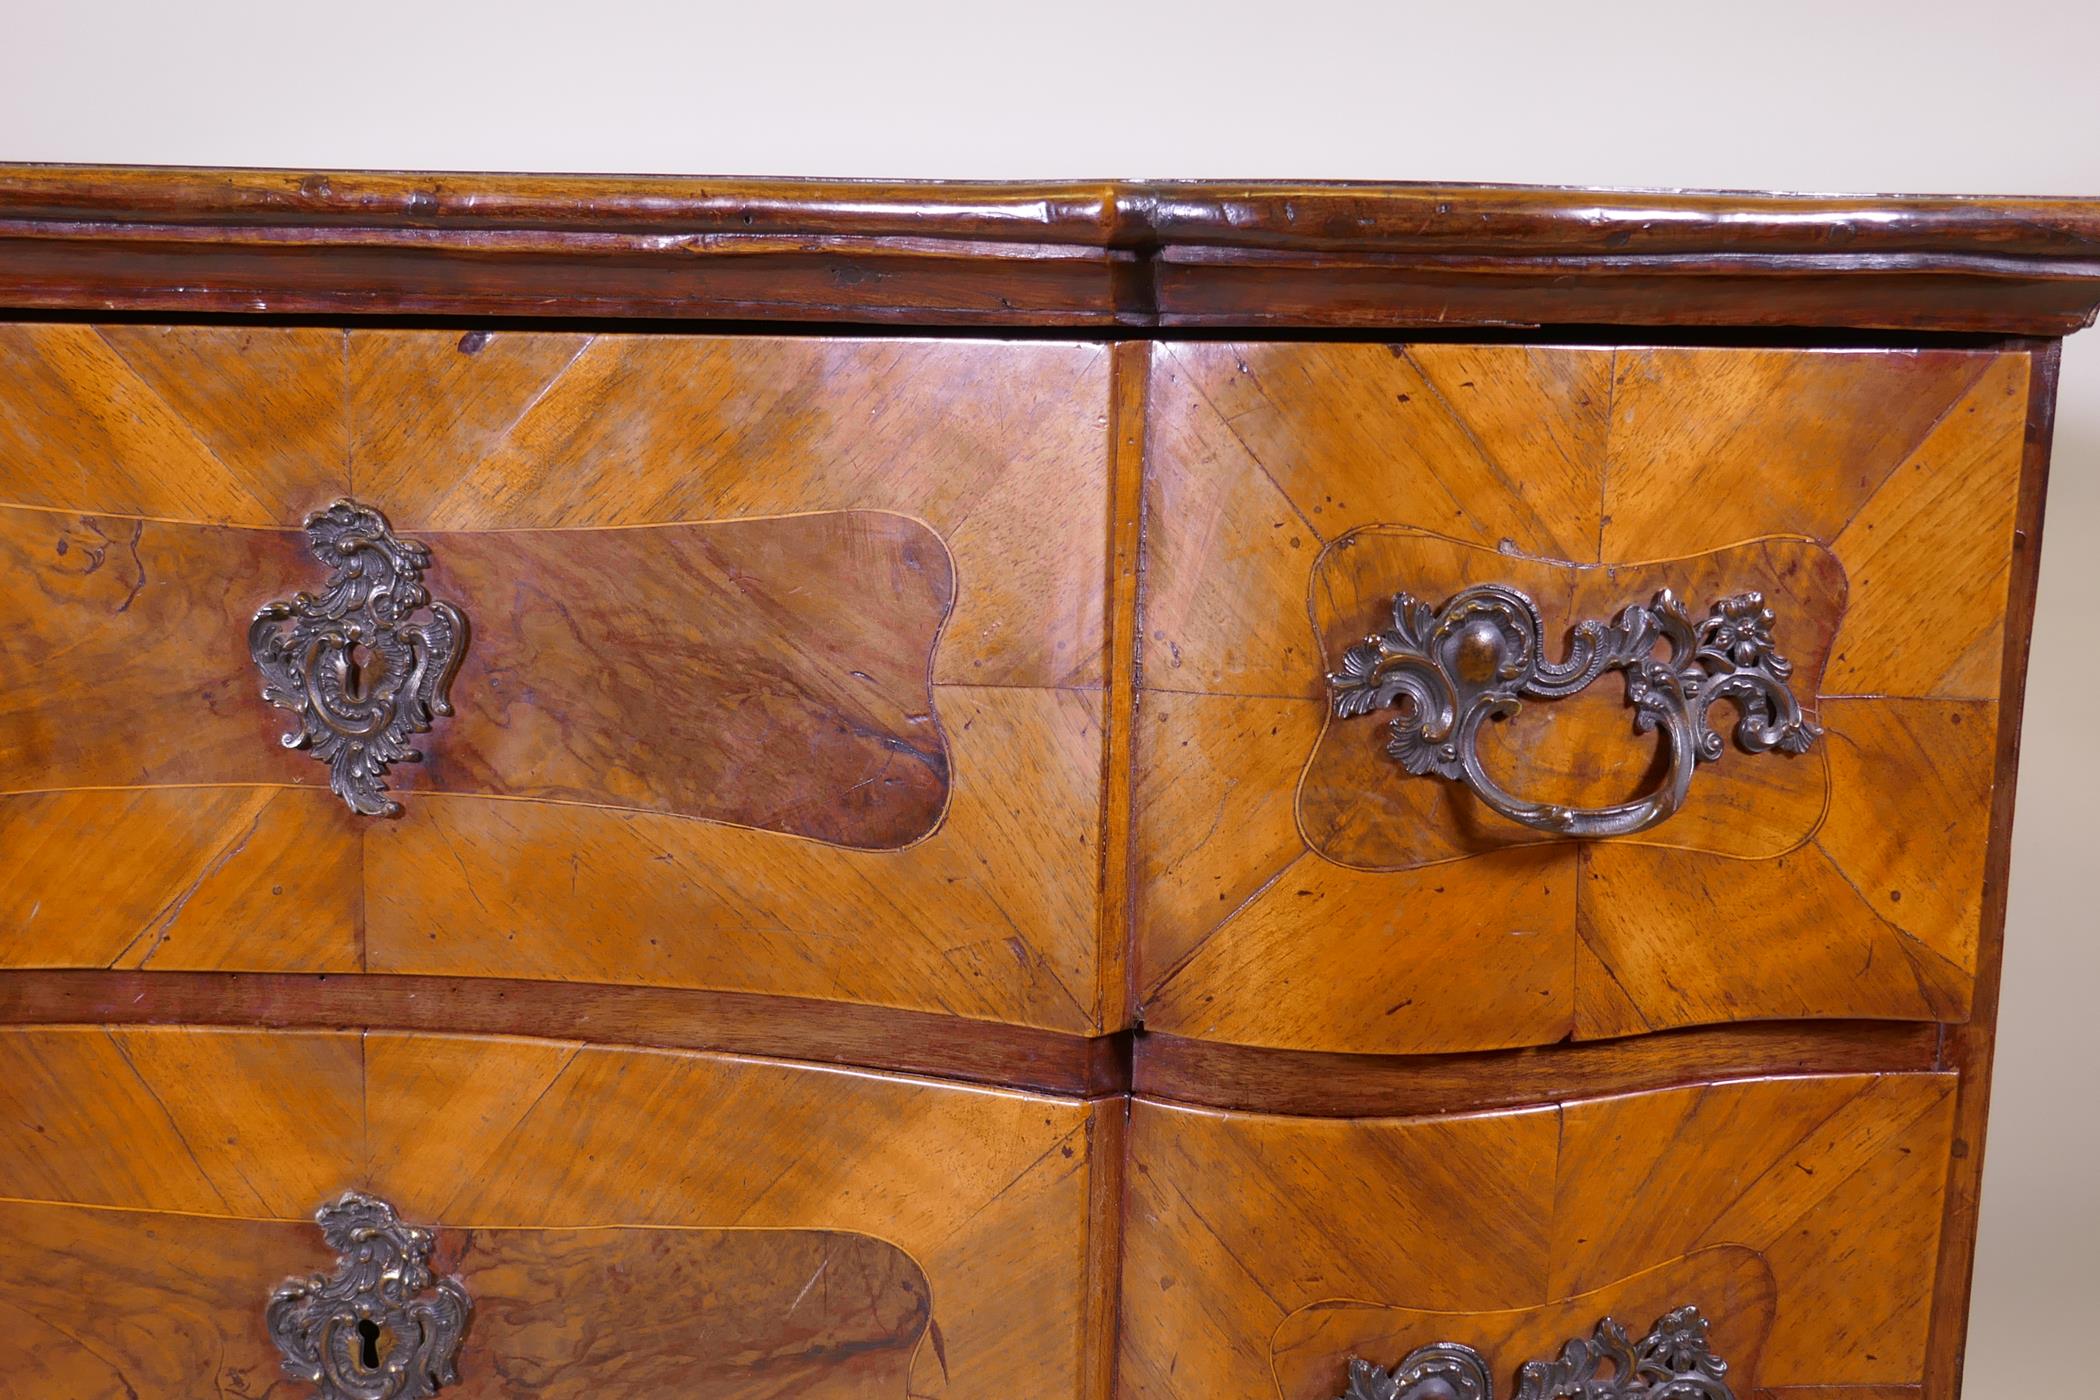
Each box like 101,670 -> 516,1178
0,508 -> 955,847
1137,341 -> 2032,1053
0,1202 -> 933,1399
414,513 -> 952,844
0,1025 -> 1112,1399
1121,1071 -> 1958,1400
0,325 -> 1114,1034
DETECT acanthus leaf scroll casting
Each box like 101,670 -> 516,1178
266,1191 -> 471,1400
1335,1305 -> 1736,1400
250,499 -> 466,816
1328,583 -> 1818,839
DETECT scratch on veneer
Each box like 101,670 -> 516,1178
784,1255 -> 830,1318
113,801 -> 269,969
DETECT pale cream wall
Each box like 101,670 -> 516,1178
5,1 -> 2094,1393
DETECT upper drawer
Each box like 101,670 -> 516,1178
1137,340 -> 2035,1053
0,326 -> 1114,1033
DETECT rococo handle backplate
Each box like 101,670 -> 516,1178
1336,1305 -> 1736,1400
267,1191 -> 471,1400
250,499 -> 466,817
1328,584 -> 1817,838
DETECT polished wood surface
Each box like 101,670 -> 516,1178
0,1202 -> 930,1398
1137,341 -> 2034,1054
0,325 -> 1118,1034
417,512 -> 954,844
0,1202 -> 323,1398
0,507 -> 957,845
1122,1072 -> 1958,1398
0,1026 -> 1114,1398
1135,1020 -> 1940,1117
0,171 -> 2083,1399
440,1226 -> 929,1397
6,170 -> 2100,330
10,170 -> 2100,255
1923,339 -> 2062,1399
0,969 -> 1131,1096
1270,1247 -> 1775,1400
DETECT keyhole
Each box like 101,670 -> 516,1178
345,643 -> 378,701
356,1317 -> 384,1370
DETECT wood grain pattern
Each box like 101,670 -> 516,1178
14,170 -> 2100,257
0,1202 -> 932,1398
7,170 -> 2100,330
1147,250 -> 2100,333
1271,1247 -> 1775,1400
1120,1072 -> 1957,1398
440,1226 -> 930,1397
0,786 -> 361,971
0,969 -> 1129,1097
1137,341 -> 2033,1053
1133,1020 -> 1940,1117
1098,340 -> 1149,1039
0,1201 -> 316,1399
410,512 -> 955,845
0,322 -> 350,524
1555,1076 -> 1959,1385
1922,338 -> 2062,1400
1141,844 -> 1576,1054
362,684 -> 1103,1028
0,510 -> 318,789
0,175 -> 2079,1400
0,326 -> 1116,1033
0,1025 -> 1111,1399
0,507 -> 957,846
348,332 -> 1107,690
0,1025 -> 363,1216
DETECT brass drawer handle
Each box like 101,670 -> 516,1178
251,500 -> 467,817
1330,584 -> 1817,839
267,1192 -> 471,1400
1337,1304 -> 1735,1399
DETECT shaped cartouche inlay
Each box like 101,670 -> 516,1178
236,502 -> 955,845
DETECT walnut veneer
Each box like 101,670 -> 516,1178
0,168 -> 2094,1400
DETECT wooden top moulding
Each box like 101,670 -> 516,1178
5,165 -> 2100,332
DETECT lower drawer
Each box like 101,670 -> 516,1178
0,1026 -> 1112,1398
1122,1071 -> 1959,1399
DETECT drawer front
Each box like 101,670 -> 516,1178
0,1025 -> 1110,1397
1122,1071 -> 1958,1399
1137,341 -> 2034,1052
0,325 -> 1112,1032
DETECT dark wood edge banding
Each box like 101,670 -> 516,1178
4,167 -> 2100,331
1098,340 -> 1150,1032
1131,1021 -> 1946,1118
0,968 -> 1960,1117
0,970 -> 1133,1100
1922,338 -> 2062,1399
1151,261 -> 2100,335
